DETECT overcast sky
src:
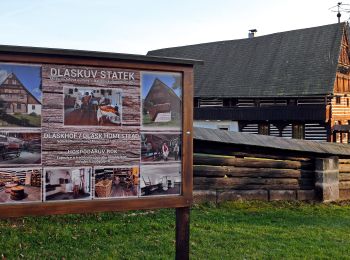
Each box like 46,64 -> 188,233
0,0 -> 345,55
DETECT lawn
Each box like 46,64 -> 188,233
0,113 -> 41,127
1,201 -> 350,259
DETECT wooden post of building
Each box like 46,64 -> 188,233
175,207 -> 190,260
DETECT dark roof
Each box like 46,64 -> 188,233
144,78 -> 180,103
194,127 -> 350,157
148,23 -> 345,98
0,44 -> 202,66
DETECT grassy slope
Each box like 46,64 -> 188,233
1,201 -> 350,259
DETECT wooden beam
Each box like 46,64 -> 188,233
194,153 -> 313,170
175,207 -> 190,260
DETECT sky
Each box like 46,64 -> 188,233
0,0 -> 346,55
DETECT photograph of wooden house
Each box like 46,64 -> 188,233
0,132 -> 41,165
141,72 -> 182,129
64,86 -> 122,126
140,163 -> 181,196
94,166 -> 139,198
0,64 -> 41,128
0,168 -> 42,203
141,133 -> 181,162
45,167 -> 91,201
148,23 -> 350,143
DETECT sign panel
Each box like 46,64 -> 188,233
0,52 -> 193,217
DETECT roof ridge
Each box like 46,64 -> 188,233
149,22 -> 344,53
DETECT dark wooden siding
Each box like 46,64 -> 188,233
194,105 -> 327,121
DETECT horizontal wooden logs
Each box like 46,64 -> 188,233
194,143 -> 314,162
339,173 -> 350,181
339,163 -> 350,173
194,153 -> 313,170
194,165 -> 314,178
194,177 -> 313,190
339,159 -> 350,164
339,181 -> 350,190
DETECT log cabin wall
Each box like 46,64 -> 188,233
193,127 -> 350,203
193,152 -> 316,203
339,159 -> 350,200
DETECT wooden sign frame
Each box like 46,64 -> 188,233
0,45 -> 196,218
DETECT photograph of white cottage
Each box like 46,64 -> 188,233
0,64 -> 42,128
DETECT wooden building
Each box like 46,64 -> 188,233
148,23 -> 350,142
0,73 -> 41,115
143,78 -> 181,122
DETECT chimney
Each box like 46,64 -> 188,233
248,29 -> 257,38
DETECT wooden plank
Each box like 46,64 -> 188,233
194,153 -> 313,169
339,181 -> 350,189
182,70 -> 194,202
339,164 -> 350,173
193,165 -> 314,178
194,177 -> 300,189
339,159 -> 350,164
340,173 -> 350,181
175,207 -> 190,260
194,183 -> 311,190
0,196 -> 191,218
193,144 -> 313,162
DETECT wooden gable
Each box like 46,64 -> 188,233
334,28 -> 350,94
144,78 -> 181,109
0,73 -> 41,105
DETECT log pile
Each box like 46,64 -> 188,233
193,152 -> 316,202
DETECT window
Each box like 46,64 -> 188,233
17,103 -> 21,110
336,96 -> 341,104
68,89 -> 73,94
258,123 -> 269,135
292,123 -> 304,139
32,105 -> 35,110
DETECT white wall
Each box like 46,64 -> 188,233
194,120 -> 239,132
27,104 -> 41,115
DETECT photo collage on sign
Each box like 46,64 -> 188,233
0,63 -> 182,204
140,72 -> 182,197
0,63 -> 43,204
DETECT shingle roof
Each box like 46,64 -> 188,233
148,23 -> 345,98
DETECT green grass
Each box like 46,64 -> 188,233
1,201 -> 350,259
0,113 -> 41,127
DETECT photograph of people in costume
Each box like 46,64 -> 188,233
94,166 -> 139,198
0,132 -> 41,165
64,86 -> 122,126
141,72 -> 182,129
140,163 -> 181,196
44,167 -> 91,201
141,134 -> 181,163
0,168 -> 42,203
0,63 -> 42,128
